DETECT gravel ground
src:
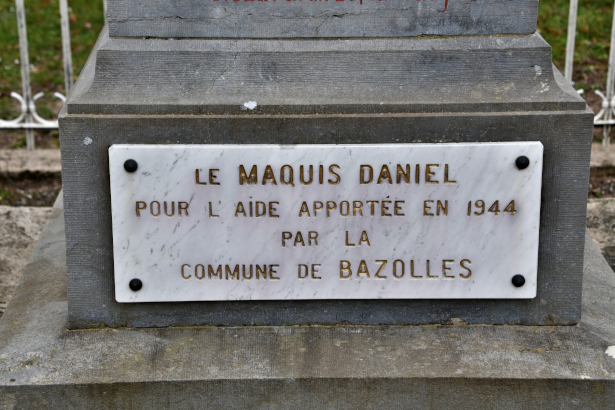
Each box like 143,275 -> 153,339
587,198 -> 615,271
0,206 -> 54,319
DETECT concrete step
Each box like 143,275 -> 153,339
591,144 -> 615,174
0,149 -> 61,176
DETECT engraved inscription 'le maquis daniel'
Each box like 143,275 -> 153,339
108,143 -> 543,302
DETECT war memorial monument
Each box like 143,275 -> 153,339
1,0 -> 615,406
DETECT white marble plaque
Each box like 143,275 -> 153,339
109,143 -> 543,302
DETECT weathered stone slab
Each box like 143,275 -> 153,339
67,31 -> 587,116
107,0 -> 540,38
1,206 -> 615,407
0,149 -> 61,176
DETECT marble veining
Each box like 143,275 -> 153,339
109,143 -> 543,302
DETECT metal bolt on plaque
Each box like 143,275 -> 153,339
129,279 -> 142,291
515,156 -> 530,170
124,159 -> 138,173
512,275 -> 526,288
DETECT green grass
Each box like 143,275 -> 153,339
0,0 -> 104,121
0,187 -> 11,201
538,0 -> 613,70
0,0 -> 612,123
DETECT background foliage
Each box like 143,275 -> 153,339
0,0 -> 104,125
539,0 -> 613,92
0,0 -> 612,143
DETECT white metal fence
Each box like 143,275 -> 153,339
0,0 -> 74,150
1,1 -> 614,148
567,0 -> 615,145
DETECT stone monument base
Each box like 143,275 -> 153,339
1,198 -> 614,408
60,28 -> 594,328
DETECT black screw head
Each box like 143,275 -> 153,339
515,156 -> 530,170
512,274 -> 526,288
124,159 -> 138,173
129,278 -> 142,291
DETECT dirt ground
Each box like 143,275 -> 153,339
0,173 -> 62,206
589,174 -> 615,198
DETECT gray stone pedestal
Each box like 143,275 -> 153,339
1,200 -> 615,407
5,0 -> 606,404
59,27 -> 593,329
